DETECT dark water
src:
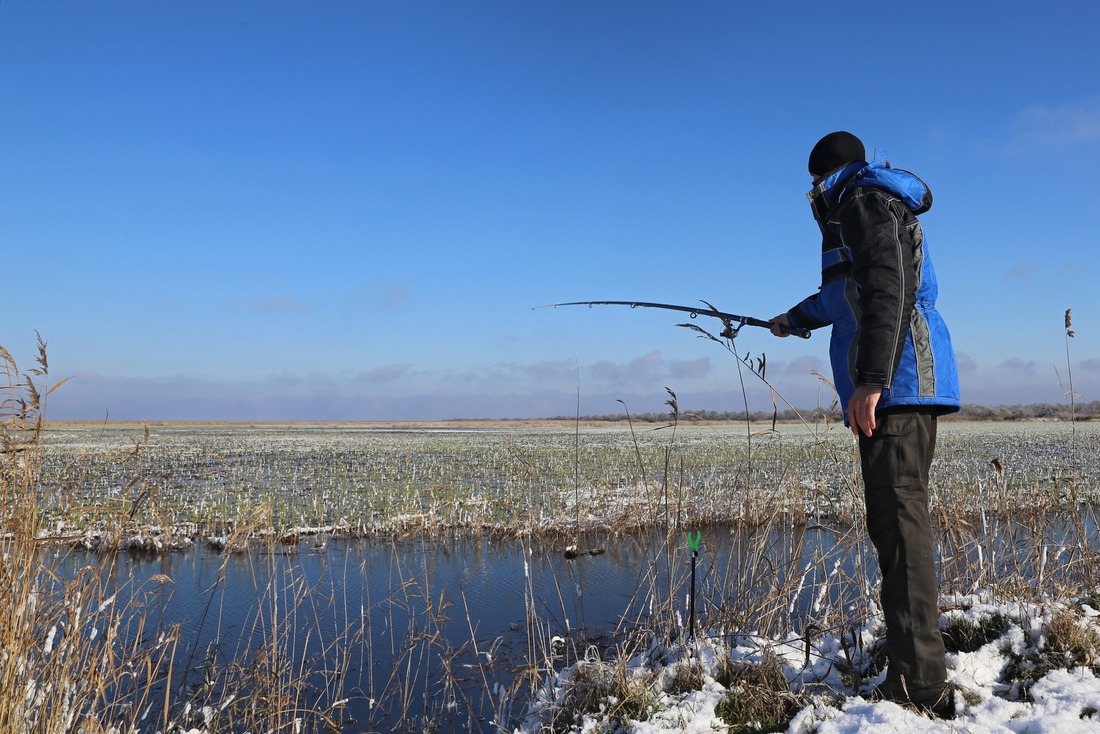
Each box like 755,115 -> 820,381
54,514 -> 1100,732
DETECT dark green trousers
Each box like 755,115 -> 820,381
859,406 -> 947,689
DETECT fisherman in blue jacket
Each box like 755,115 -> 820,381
771,131 -> 960,717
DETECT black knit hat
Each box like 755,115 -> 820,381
808,131 -> 866,177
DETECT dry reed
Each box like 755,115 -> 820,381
1,335 -> 178,733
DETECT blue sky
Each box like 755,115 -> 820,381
2,1 -> 1099,421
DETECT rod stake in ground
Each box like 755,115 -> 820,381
687,530 -> 701,639
687,530 -> 702,553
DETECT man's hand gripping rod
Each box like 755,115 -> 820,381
537,300 -> 812,339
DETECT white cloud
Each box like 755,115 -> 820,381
346,284 -> 411,313
1002,260 -> 1040,281
1081,358 -> 1100,372
354,364 -> 413,383
1007,97 -> 1100,152
668,357 -> 710,380
240,294 -> 312,314
42,349 -> 1099,422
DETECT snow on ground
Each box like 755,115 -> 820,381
513,593 -> 1100,733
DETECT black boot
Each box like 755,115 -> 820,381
872,676 -> 956,719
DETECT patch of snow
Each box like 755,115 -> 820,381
514,595 -> 1100,733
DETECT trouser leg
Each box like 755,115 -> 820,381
859,406 -> 946,689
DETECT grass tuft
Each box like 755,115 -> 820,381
543,658 -> 663,733
942,612 -> 1015,653
713,651 -> 811,733
997,605 -> 1100,701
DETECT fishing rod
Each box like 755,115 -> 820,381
537,300 -> 812,339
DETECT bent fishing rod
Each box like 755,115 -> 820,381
536,300 -> 812,339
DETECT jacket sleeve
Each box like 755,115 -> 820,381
839,190 -> 917,388
787,292 -> 832,330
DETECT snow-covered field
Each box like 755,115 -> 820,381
35,420 -> 1100,539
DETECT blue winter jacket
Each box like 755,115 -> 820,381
786,152 -> 961,419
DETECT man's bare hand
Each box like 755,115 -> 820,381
848,386 -> 882,437
770,314 -> 790,338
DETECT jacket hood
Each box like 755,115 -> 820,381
835,148 -> 933,215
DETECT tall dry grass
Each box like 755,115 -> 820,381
1,335 -> 376,732
1,335 -> 179,733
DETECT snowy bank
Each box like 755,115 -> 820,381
513,593 -> 1100,733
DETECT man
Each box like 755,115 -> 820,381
770,131 -> 961,717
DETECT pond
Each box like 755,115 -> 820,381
55,524 -> 870,732
51,508 -> 1100,733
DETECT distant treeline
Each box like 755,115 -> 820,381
536,401 -> 1100,424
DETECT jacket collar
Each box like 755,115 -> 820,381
807,160 -> 866,224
